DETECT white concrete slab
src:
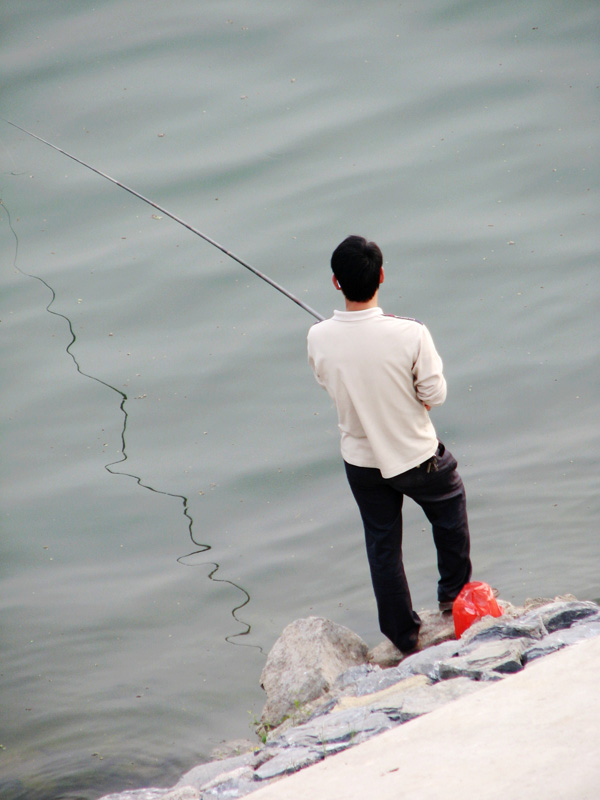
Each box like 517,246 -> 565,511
250,634 -> 600,800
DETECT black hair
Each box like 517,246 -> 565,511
330,235 -> 383,302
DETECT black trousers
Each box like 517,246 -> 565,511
344,443 -> 472,652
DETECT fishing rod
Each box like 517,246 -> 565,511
4,119 -> 325,322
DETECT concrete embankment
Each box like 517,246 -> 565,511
250,629 -> 600,800
100,599 -> 600,800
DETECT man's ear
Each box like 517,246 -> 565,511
379,267 -> 385,285
332,274 -> 342,290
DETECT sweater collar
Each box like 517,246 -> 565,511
332,307 -> 384,322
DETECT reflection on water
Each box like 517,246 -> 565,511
2,196 -> 257,655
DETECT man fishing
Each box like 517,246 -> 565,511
10,125 -> 471,654
307,235 -> 472,654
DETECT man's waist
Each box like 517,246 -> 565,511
417,441 -> 445,473
340,434 -> 439,479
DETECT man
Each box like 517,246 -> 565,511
307,235 -> 472,654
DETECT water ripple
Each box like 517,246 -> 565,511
0,197 -> 261,651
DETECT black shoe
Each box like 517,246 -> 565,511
400,630 -> 420,654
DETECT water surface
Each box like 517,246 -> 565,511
1,1 -> 598,797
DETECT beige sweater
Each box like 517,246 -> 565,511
307,307 -> 447,478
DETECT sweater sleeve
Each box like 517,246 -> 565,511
413,325 -> 447,407
307,328 -> 326,389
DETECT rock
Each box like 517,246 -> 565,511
438,638 -> 530,680
162,788 -> 200,800
269,697 -> 337,735
270,707 -> 395,751
536,600 -> 599,633
458,613 -> 546,647
173,753 -> 256,791
259,617 -> 369,729
523,619 -> 600,664
199,765 -> 257,798
209,739 -> 258,761
523,594 -> 578,611
396,677 -> 486,723
332,674 -> 481,724
496,599 -> 525,617
336,675 -> 430,721
367,639 -> 404,668
351,639 -> 460,696
399,640 -> 461,681
100,598 -> 600,800
368,609 -> 456,668
331,663 -> 376,693
416,609 -> 458,648
351,664 -> 416,697
254,746 -> 323,781
333,675 -> 430,714
98,790 -> 166,800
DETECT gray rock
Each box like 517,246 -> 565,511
352,663 -> 415,697
495,599 -> 525,617
199,766 -> 260,798
331,663 -> 376,693
162,788 -> 199,800
209,739 -> 257,761
99,791 -> 166,800
272,707 -> 395,750
415,608 -> 458,648
301,697 -> 338,722
343,676 -> 481,724
353,642 -> 464,695
252,744 -> 283,769
259,617 -> 369,729
521,634 -> 567,664
203,778 -> 260,799
570,617 -> 600,636
321,708 -> 396,745
438,638 -> 529,680
399,640 -> 461,681
523,619 -> 600,664
350,642 -> 459,697
522,594 -> 578,611
253,746 -> 323,781
367,639 -> 404,668
368,610 -> 456,667
458,612 -> 546,647
100,600 -> 600,800
537,600 -> 599,633
394,677 -> 486,723
331,675 -> 431,716
173,753 -> 256,791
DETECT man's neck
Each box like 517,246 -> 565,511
344,292 -> 379,312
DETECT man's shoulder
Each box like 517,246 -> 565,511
306,317 -> 332,345
307,318 -> 329,333
382,313 -> 424,326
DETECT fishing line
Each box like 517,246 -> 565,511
3,119 -> 325,321
0,195 -> 261,651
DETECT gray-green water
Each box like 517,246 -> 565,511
1,1 -> 598,798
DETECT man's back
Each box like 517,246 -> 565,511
307,307 -> 446,478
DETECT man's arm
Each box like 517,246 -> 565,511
413,325 -> 447,409
307,329 -> 326,389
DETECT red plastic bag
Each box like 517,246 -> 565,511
453,581 -> 503,638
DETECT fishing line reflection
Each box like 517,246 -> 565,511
1,198 -> 261,651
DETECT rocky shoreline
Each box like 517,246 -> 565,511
100,596 -> 600,800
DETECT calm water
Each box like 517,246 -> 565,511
1,1 -> 598,797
